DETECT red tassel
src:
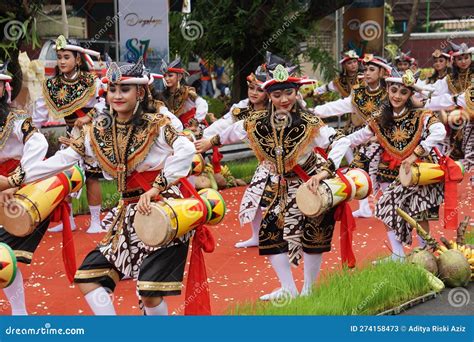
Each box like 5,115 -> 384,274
438,155 -> 463,230
51,201 -> 77,283
179,178 -> 215,315
211,146 -> 223,174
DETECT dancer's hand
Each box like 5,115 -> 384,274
306,170 -> 330,194
0,175 -> 10,191
58,136 -> 72,146
137,187 -> 161,215
0,188 -> 16,205
194,139 -> 212,153
402,154 -> 418,174
74,116 -> 91,128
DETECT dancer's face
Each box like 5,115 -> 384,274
396,61 -> 410,71
433,57 -> 448,72
107,83 -> 144,115
164,72 -> 181,89
344,59 -> 359,74
363,65 -> 384,84
387,83 -> 412,111
56,50 -> 80,74
453,54 -> 472,71
247,83 -> 267,105
269,88 -> 297,112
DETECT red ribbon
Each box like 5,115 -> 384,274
50,201 -> 77,283
211,147 -> 223,174
0,159 -> 20,176
333,169 -> 356,268
179,107 -> 197,127
381,151 -> 403,170
293,165 -> 357,268
433,148 -> 463,230
179,178 -> 215,315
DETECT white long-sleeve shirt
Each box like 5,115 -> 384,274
0,114 -> 48,174
203,99 -> 249,138
23,123 -> 195,185
216,119 -> 350,170
424,92 -> 467,111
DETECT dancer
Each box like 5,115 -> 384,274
312,54 -> 392,218
16,58 -> 196,315
33,35 -> 105,233
0,61 -> 50,315
343,69 -> 446,259
203,66 -> 268,248
198,63 -> 350,299
154,58 -> 208,135
313,50 -> 362,98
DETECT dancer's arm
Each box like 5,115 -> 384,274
312,95 -> 353,118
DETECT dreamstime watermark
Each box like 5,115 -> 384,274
174,281 -> 208,314
352,279 -> 388,314
447,287 -> 470,308
181,20 -> 204,41
3,20 -> 26,42
83,13 -> 123,50
269,288 -> 294,307
347,19 -> 382,42
5,323 -> 85,336
262,11 -> 301,50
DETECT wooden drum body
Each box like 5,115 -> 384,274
399,161 -> 464,187
0,165 -> 85,237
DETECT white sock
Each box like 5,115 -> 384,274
68,203 -> 76,229
359,198 -> 372,213
235,207 -> 261,248
302,252 -> 323,296
417,235 -> 426,248
144,299 -> 168,316
84,287 -> 116,315
89,205 -> 101,225
387,231 -> 405,261
268,253 -> 297,293
3,268 -> 27,315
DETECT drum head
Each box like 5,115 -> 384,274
296,184 -> 321,217
134,203 -> 173,247
399,164 -> 414,187
0,200 -> 35,237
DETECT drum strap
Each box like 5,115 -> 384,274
293,164 -> 357,268
179,177 -> 215,315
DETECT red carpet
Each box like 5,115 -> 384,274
0,176 -> 472,315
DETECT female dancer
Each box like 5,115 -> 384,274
197,63 -> 350,299
344,69 -> 446,259
33,35 -> 105,233
15,58 -> 195,315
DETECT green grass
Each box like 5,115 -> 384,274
465,226 -> 474,245
224,157 -> 258,184
229,261 -> 433,315
71,180 -> 119,215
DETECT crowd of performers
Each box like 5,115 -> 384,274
0,33 -> 472,315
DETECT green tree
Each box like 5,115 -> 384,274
169,0 -> 353,101
0,0 -> 45,101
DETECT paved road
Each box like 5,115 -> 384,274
399,283 -> 474,315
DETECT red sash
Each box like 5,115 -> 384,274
179,108 -> 197,127
0,159 -> 20,176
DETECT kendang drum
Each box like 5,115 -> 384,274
134,188 -> 227,247
189,154 -> 205,176
0,242 -> 17,289
346,168 -> 373,200
0,165 -> 85,237
296,174 -> 356,217
399,161 -> 465,187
